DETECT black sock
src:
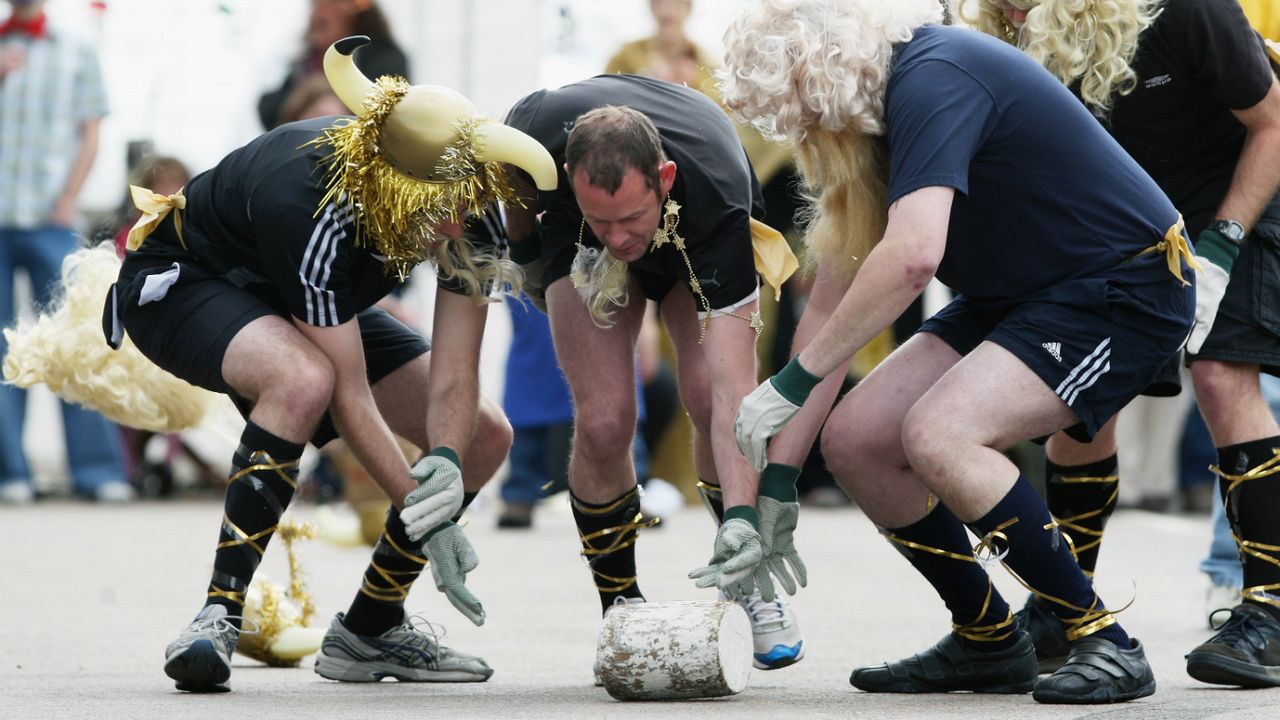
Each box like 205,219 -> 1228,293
343,491 -> 480,637
1217,437 -> 1280,621
696,479 -> 725,524
968,476 -> 1130,647
343,507 -> 427,636
1044,454 -> 1119,576
206,422 -> 303,628
571,487 -> 647,613
885,502 -> 1016,650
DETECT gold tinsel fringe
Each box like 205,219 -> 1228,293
305,76 -> 518,283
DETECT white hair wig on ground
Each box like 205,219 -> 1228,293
3,243 -> 218,433
719,0 -> 943,141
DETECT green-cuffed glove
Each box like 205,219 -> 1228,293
1187,228 -> 1240,355
423,521 -> 485,626
401,447 -> 463,541
734,357 -> 822,471
689,507 -> 764,598
756,463 -> 807,602
508,224 -> 546,313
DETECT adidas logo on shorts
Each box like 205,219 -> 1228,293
1042,342 -> 1062,362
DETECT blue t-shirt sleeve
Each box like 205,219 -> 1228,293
885,59 -> 999,205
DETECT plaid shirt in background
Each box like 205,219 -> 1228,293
0,22 -> 108,228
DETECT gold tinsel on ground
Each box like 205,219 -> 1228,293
237,520 -> 323,667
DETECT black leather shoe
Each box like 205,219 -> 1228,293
1014,595 -> 1070,673
1186,603 -> 1280,688
849,631 -> 1037,694
1033,637 -> 1155,704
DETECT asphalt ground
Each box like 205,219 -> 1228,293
2,498 -> 1278,719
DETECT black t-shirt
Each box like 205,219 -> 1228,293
886,26 -> 1180,302
1106,0 -> 1275,233
173,117 -> 483,327
504,74 -> 764,309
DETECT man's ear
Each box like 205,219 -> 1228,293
658,161 -> 677,195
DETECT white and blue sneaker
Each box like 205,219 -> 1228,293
735,591 -> 805,669
314,612 -> 492,683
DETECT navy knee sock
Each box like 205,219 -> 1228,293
885,502 -> 1017,650
1217,437 -> 1280,620
968,476 -> 1131,647
1044,454 -> 1119,576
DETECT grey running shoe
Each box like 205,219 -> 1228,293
163,604 -> 242,693
1186,603 -> 1280,687
314,612 -> 493,682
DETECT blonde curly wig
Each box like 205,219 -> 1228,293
3,243 -> 218,433
960,0 -> 1162,116
719,0 -> 942,141
720,0 -> 900,277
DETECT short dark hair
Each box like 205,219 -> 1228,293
565,106 -> 666,195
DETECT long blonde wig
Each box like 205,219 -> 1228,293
960,0 -> 1162,116
3,244 -> 219,433
720,0 -> 905,277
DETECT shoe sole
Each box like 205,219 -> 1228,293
1032,679 -> 1155,704
754,646 -> 805,670
1187,652 -> 1280,688
164,639 -> 231,693
850,674 -> 1035,694
314,655 -> 492,683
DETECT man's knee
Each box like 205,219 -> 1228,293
476,403 -> 514,457
573,404 -> 638,460
264,356 -> 335,424
900,403 -> 949,476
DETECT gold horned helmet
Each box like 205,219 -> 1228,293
313,35 -> 556,278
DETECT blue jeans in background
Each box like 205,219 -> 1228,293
0,226 -> 125,495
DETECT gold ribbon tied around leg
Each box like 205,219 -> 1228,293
1211,449 -> 1280,608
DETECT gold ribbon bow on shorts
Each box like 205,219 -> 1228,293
125,185 -> 186,252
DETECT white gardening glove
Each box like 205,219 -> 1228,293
689,509 -> 765,598
400,447 -> 464,541
1186,228 -> 1239,355
423,521 -> 485,626
734,357 -> 822,471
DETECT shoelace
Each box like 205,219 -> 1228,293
1209,608 -> 1276,650
394,613 -> 447,654
744,594 -> 785,626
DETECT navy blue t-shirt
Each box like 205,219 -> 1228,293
885,26 -> 1181,301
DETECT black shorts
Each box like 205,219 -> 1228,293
919,275 -> 1193,442
1187,219 -> 1280,377
113,249 -> 428,448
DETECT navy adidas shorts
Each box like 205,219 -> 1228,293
113,250 -> 428,448
920,275 -> 1193,441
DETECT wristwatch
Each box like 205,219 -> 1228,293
1208,219 -> 1246,245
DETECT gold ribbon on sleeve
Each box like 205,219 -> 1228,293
125,185 -> 186,252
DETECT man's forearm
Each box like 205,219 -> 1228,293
426,373 -> 480,486
56,119 -> 100,219
766,268 -> 852,467
331,387 -> 414,506
1219,122 -> 1280,232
